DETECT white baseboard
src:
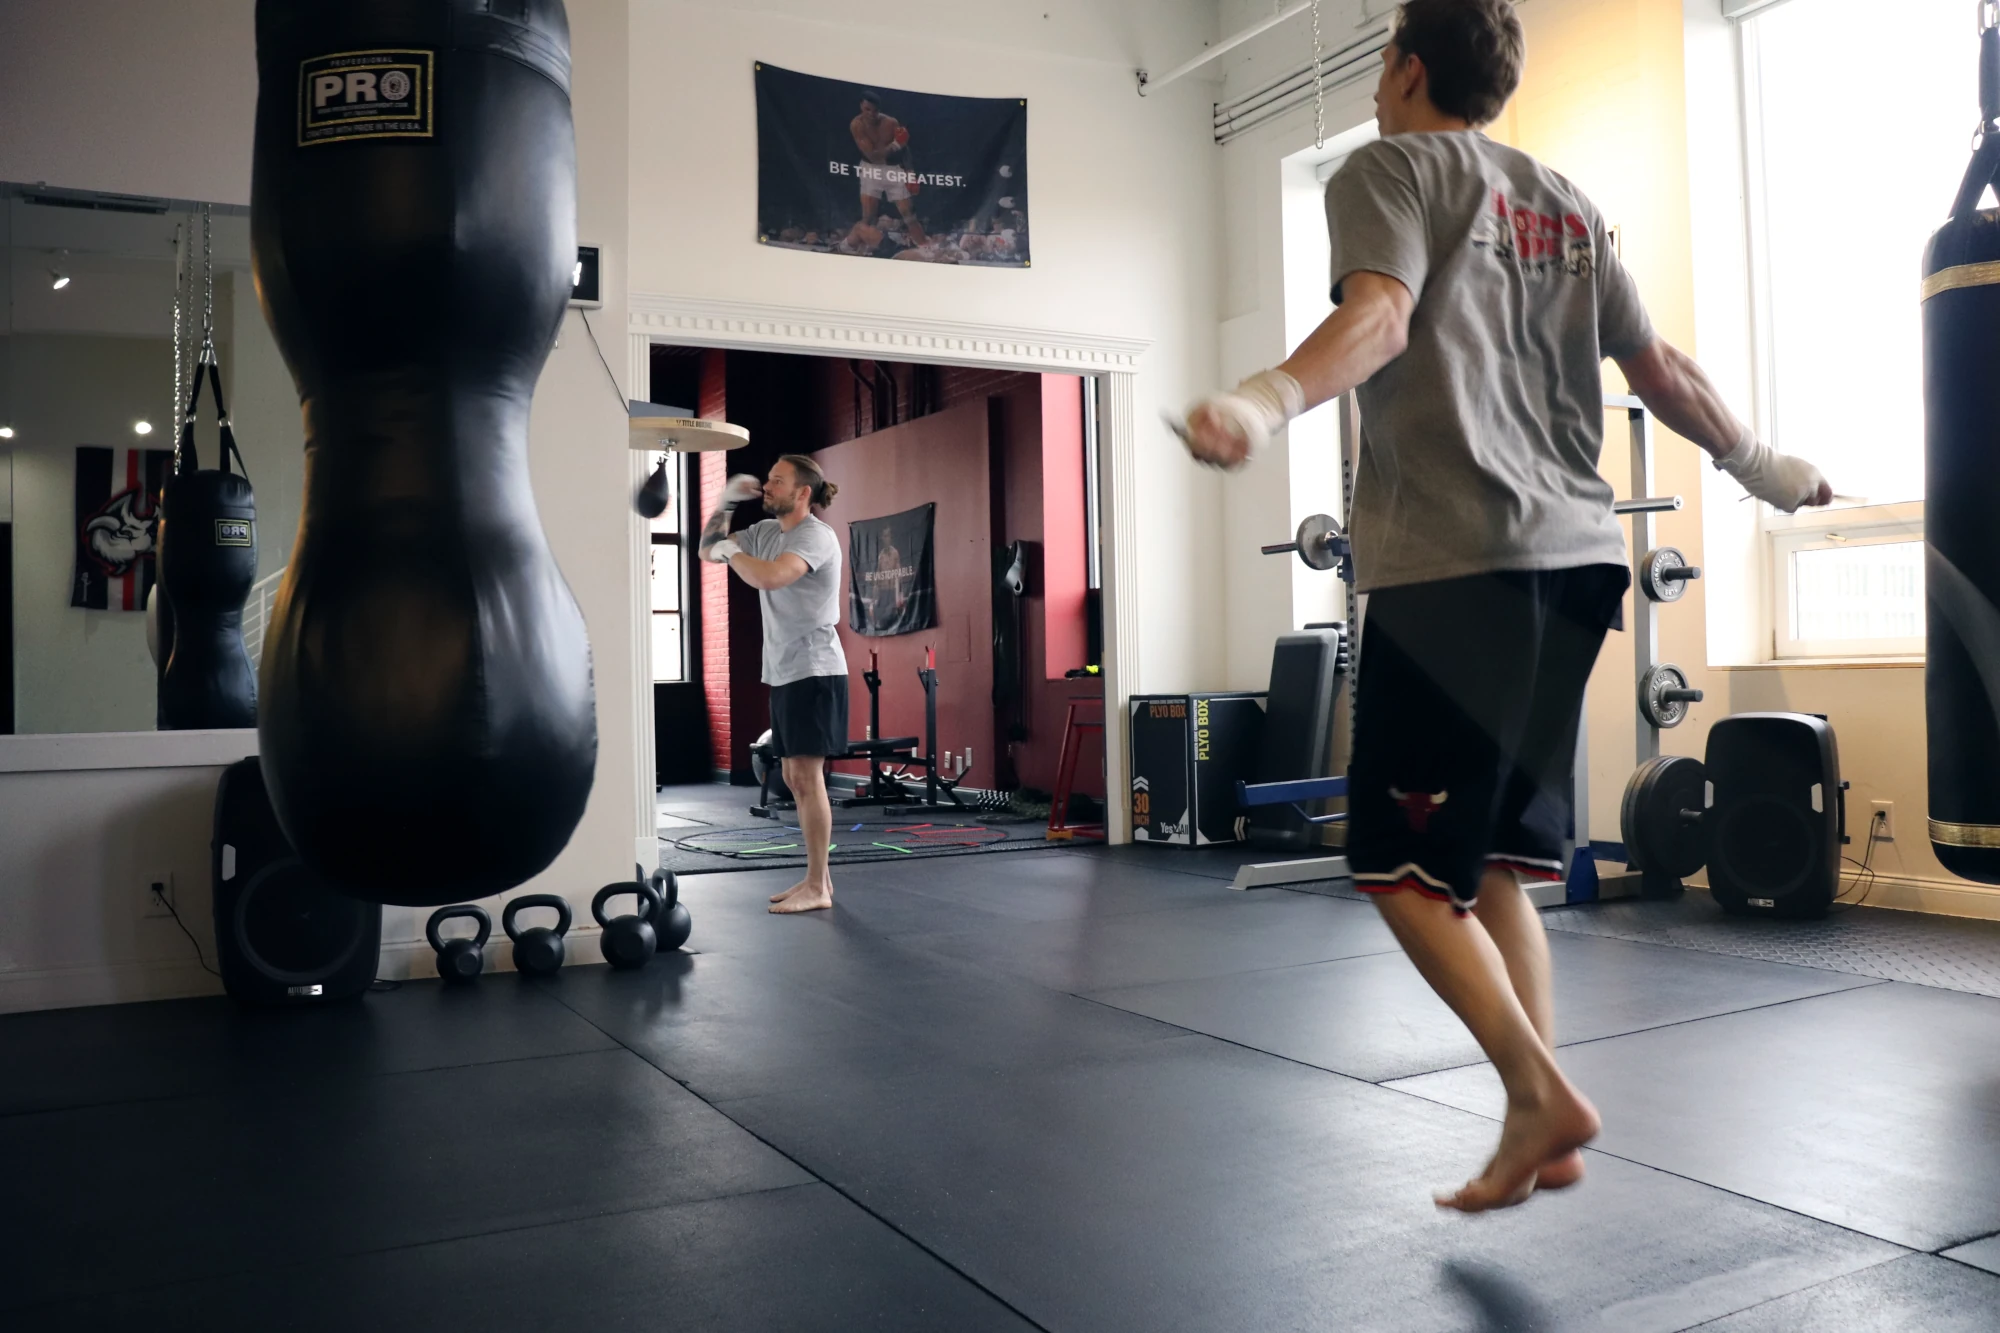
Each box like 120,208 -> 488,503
0,957 -> 224,1014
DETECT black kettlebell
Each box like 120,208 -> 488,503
503,894 -> 572,977
593,878 -> 662,971
425,904 -> 491,983
652,870 -> 693,952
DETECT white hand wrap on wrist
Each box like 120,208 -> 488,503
1713,428 -> 1827,514
1210,369 -> 1306,455
706,537 -> 742,564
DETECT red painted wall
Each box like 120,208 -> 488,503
697,351 -> 731,777
813,399 -> 995,785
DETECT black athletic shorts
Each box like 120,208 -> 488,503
768,674 -> 850,760
1348,564 -> 1630,913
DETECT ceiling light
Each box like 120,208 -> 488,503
0,426 -> 14,440
133,420 -> 153,436
49,270 -> 70,290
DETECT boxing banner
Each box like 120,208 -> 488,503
70,446 -> 173,611
849,503 -> 936,637
755,62 -> 1029,267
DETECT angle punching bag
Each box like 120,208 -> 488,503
251,0 -> 596,906
157,358 -> 259,730
1924,10 -> 2000,884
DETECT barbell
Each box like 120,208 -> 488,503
1261,513 -> 1349,573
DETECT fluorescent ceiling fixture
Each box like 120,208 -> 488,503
133,420 -> 154,435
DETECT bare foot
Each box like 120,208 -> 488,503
770,884 -> 833,914
1534,1149 -> 1586,1192
1436,1085 -> 1599,1213
769,879 -> 812,903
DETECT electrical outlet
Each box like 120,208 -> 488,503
144,872 -> 176,918
1870,801 -> 1894,841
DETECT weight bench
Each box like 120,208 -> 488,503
1228,775 -> 1351,890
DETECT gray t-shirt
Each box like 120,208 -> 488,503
741,516 -> 848,686
1325,131 -> 1656,591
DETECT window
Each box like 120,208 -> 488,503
648,453 -> 687,683
1736,0 -> 1975,655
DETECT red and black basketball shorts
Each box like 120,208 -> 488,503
1347,563 -> 1630,914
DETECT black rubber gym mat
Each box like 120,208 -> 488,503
1542,892 -> 2000,998
1691,1254 -> 2000,1332
1388,981 -> 2000,1252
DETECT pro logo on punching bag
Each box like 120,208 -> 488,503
298,51 -> 434,146
215,519 -> 254,548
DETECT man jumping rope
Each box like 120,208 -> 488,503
1178,0 -> 1831,1212
701,456 -> 848,914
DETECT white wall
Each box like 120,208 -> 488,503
626,0 -> 1228,697
0,0 -> 649,1011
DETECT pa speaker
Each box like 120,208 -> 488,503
1705,713 -> 1844,919
212,757 -> 380,1005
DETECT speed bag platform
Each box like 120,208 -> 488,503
213,757 -> 381,1005
250,0 -> 596,904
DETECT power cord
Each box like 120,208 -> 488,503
576,308 -> 628,409
152,883 -> 221,978
1830,810 -> 1887,912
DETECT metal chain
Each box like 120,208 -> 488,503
1311,0 -> 1326,148
171,218 -> 187,447
199,204 -> 215,364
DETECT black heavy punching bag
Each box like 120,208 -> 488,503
158,359 -> 259,731
1924,12 -> 2000,884
251,0 -> 596,906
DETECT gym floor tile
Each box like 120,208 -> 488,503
1073,839 -> 1338,882
0,1047 -> 809,1311
896,890 -> 1400,992
0,977 -> 617,1117
1688,1254 -> 2000,1331
545,938 -> 1184,1103
1087,932 -> 1880,1083
850,848 -> 1238,922
14,1184 -> 1034,1333
1942,1232 -> 2000,1276
714,1035 -> 1900,1333
1385,982 -> 2000,1251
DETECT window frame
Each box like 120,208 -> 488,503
1735,1 -> 1927,661
1768,501 -> 1925,660
647,451 -> 690,685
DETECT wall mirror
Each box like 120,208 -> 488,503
1,182 -> 301,736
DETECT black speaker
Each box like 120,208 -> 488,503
212,757 -> 380,1004
1705,713 -> 1844,919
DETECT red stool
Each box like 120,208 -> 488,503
1047,697 -> 1105,841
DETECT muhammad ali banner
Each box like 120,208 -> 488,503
755,62 -> 1029,267
71,446 -> 173,611
848,503 -> 936,637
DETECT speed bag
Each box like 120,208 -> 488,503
250,0 -> 596,906
158,468 -> 259,730
1923,128 -> 2000,885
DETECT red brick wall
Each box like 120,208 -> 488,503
697,351 -> 731,777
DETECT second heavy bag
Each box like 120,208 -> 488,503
1923,14 -> 2000,885
158,360 -> 258,731
251,0 -> 596,905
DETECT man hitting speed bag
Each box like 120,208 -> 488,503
251,0 -> 596,905
1924,10 -> 2000,885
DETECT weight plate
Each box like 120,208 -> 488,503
1641,547 -> 1691,603
1635,755 -> 1709,879
1620,756 -> 1671,870
1640,663 -> 1693,729
1295,513 -> 1343,571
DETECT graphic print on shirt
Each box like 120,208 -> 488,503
1473,189 -> 1595,280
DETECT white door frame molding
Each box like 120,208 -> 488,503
627,293 -> 1148,843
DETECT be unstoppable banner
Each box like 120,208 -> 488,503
754,62 -> 1029,267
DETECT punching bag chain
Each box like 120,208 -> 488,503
1981,0 -> 1999,136
170,218 -> 187,465
1311,0 -> 1325,150
198,204 -> 216,366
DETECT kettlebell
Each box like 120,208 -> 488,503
503,894 -> 572,977
425,904 -> 492,983
593,878 -> 662,971
652,870 -> 693,952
